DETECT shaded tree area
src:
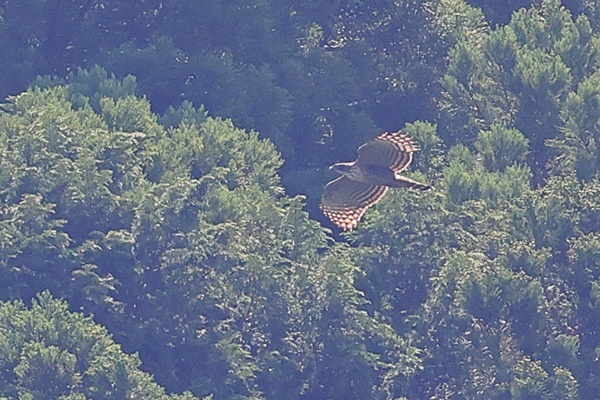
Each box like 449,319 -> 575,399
0,0 -> 598,399
0,291 -> 198,399
356,0 -> 600,397
0,72 -> 420,399
0,0 -> 488,211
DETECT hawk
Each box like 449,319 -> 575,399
320,131 -> 432,230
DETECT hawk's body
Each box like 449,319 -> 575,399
320,131 -> 431,230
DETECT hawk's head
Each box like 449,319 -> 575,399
328,162 -> 354,176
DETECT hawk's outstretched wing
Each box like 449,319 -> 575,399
319,176 -> 388,231
356,131 -> 420,173
321,131 -> 430,230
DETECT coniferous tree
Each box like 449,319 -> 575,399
0,68 -> 422,399
0,291 -> 199,399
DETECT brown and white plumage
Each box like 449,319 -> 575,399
320,131 -> 431,230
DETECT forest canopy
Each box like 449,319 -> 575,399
0,0 -> 599,399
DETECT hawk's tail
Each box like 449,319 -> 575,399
393,175 -> 432,191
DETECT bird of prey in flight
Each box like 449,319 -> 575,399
320,131 -> 432,230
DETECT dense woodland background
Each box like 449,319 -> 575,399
0,0 -> 599,398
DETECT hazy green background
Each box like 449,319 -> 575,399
0,0 -> 598,399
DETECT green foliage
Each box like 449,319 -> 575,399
475,124 -> 529,171
443,127 -> 532,209
345,120 -> 593,400
0,71 -> 423,399
160,100 -> 208,129
66,66 -> 139,113
550,70 -> 600,180
442,0 -> 600,181
0,1 -> 599,399
0,0 -> 491,205
0,291 -> 196,400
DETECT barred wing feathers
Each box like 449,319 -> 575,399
356,131 -> 420,173
319,176 -> 388,231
